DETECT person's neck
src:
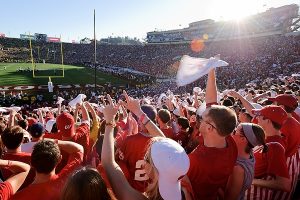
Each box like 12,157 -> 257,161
203,134 -> 227,148
6,147 -> 22,153
158,122 -> 168,129
33,170 -> 56,184
265,127 -> 281,137
287,113 -> 292,118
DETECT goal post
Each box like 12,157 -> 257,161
29,34 -> 65,78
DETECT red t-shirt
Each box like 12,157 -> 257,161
161,127 -> 174,139
280,117 -> 300,157
12,151 -> 83,200
0,182 -> 13,200
173,130 -> 189,148
254,141 -> 289,179
187,136 -> 238,200
115,132 -> 152,192
1,152 -> 35,190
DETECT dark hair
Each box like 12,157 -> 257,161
31,140 -> 61,174
222,99 -> 233,107
207,105 -> 237,136
177,117 -> 190,130
270,121 -> 282,130
141,105 -> 157,123
61,167 -> 111,200
18,119 -> 28,129
177,117 -> 193,136
244,124 -> 268,154
2,126 -> 25,149
158,109 -> 171,124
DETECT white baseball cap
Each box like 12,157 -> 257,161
151,138 -> 190,200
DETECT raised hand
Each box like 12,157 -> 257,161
120,90 -> 143,118
102,94 -> 119,123
227,90 -> 242,99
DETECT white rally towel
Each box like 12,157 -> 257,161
0,107 -> 7,112
176,55 -> 228,87
68,94 -> 86,108
56,97 -> 65,105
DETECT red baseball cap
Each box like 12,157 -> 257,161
268,94 -> 298,110
252,105 -> 288,126
56,112 -> 75,137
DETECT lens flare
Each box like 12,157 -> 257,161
190,39 -> 205,52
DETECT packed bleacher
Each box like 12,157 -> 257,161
1,34 -> 300,84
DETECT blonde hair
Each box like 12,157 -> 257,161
144,138 -> 164,200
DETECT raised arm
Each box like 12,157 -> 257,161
80,102 -> 90,123
7,110 -> 16,128
84,102 -> 99,143
0,159 -> 30,195
122,91 -> 165,137
101,96 -> 146,200
228,90 -> 255,116
205,68 -> 218,104
37,109 -> 45,125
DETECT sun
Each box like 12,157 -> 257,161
213,0 -> 261,21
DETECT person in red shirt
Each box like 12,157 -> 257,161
268,94 -> 300,199
245,105 -> 291,200
101,93 -> 193,200
12,140 -> 84,200
115,104 -> 158,192
173,117 -> 191,149
157,109 -> 174,139
187,68 -> 238,200
1,126 -> 34,189
0,159 -> 30,200
56,103 -> 90,163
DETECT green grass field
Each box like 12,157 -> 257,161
0,63 -> 129,86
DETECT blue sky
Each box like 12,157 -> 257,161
1,0 -> 299,42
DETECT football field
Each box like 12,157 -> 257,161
0,63 -> 129,86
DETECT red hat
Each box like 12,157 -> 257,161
56,112 -> 75,137
252,105 -> 288,126
268,94 -> 298,110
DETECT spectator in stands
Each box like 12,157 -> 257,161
21,122 -> 45,153
156,109 -> 173,139
224,123 -> 267,200
187,69 -> 238,200
101,93 -> 192,200
245,106 -> 291,199
12,140 -> 84,200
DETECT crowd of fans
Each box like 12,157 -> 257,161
0,33 -> 300,200
0,65 -> 299,199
